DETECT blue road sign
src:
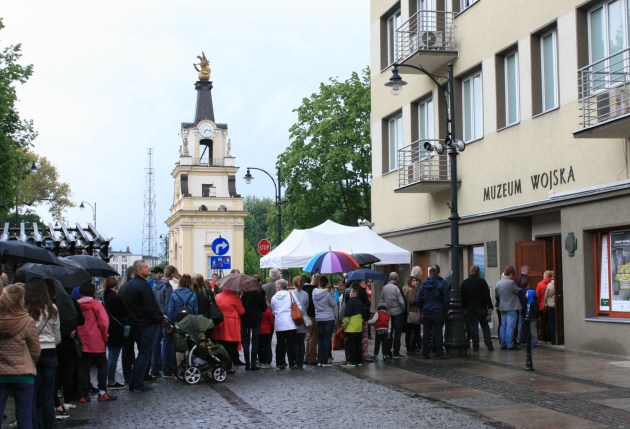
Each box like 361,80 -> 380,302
210,256 -> 231,270
211,237 -> 230,256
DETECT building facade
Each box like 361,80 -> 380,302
165,54 -> 246,277
371,0 -> 630,356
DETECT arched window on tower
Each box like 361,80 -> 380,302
200,138 -> 213,166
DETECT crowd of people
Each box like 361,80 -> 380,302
0,258 -> 557,428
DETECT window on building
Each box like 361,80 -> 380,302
595,229 -> 630,318
388,113 -> 403,172
387,9 -> 402,65
469,245 -> 486,279
504,51 -> 520,126
418,98 -> 434,159
462,72 -> 483,142
531,25 -> 559,115
460,0 -> 478,11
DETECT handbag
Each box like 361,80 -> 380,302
289,292 -> 304,326
102,298 -> 131,337
73,332 -> 83,357
332,325 -> 345,350
207,289 -> 224,325
407,311 -> 421,324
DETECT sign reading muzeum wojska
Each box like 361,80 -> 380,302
483,166 -> 576,201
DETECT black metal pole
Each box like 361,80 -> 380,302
525,306 -> 534,371
277,166 -> 282,247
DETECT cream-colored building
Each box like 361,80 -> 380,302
165,57 -> 246,276
371,0 -> 630,356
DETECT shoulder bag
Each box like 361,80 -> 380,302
102,298 -> 131,337
289,292 -> 304,326
206,289 -> 224,325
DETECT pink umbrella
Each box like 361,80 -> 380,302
303,250 -> 360,274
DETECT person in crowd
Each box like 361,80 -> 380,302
516,267 -> 530,345
24,279 -> 61,428
119,265 -> 136,385
312,276 -> 336,367
544,274 -> 556,345
149,268 -> 169,379
76,281 -> 116,403
379,272 -> 406,358
209,273 -> 221,295
461,265 -> 494,352
240,283 -> 266,371
403,276 -> 421,355
292,276 -> 309,370
495,265 -> 522,351
262,268 -> 282,304
119,260 -> 163,393
0,267 -> 9,289
0,284 -> 41,429
302,274 -> 319,365
191,274 -> 210,318
211,287 -> 244,374
334,278 -> 345,303
101,276 -> 127,389
154,265 -> 178,378
367,303 -> 391,360
166,274 -> 199,322
148,267 -> 163,289
342,288 -> 365,368
524,278 -> 540,347
270,279 -> 302,370
257,302 -> 275,369
417,267 -> 449,359
536,271 -> 554,342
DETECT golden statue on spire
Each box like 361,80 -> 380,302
194,52 -> 211,81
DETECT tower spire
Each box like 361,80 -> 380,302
193,52 -> 215,123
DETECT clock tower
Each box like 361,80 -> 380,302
165,53 -> 246,276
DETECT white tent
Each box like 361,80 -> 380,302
260,220 -> 411,268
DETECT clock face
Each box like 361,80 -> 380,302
199,122 -> 215,138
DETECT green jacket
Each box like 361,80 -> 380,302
342,297 -> 365,333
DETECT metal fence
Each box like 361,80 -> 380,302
395,10 -> 456,63
397,140 -> 450,188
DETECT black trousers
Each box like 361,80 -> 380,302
56,342 -> 80,402
345,332 -> 363,365
275,329 -> 297,367
258,333 -> 273,365
122,334 -> 136,383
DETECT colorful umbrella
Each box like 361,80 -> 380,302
345,268 -> 386,281
0,240 -> 61,266
215,273 -> 261,293
66,254 -> 119,277
303,250 -> 360,274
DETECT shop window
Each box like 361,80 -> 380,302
596,229 -> 630,317
468,244 -> 486,279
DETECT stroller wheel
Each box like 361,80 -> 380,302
184,366 -> 202,385
212,367 -> 228,383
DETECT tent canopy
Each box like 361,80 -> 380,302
260,220 -> 411,269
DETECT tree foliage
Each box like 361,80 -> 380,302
278,68 -> 371,233
243,195 -> 275,274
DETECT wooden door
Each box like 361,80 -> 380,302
515,240 -> 547,287
548,235 -> 564,344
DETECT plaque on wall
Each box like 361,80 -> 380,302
487,241 -> 497,267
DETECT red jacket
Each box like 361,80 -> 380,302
536,278 -> 552,312
77,297 -> 109,353
259,307 -> 275,335
211,290 -> 245,343
374,310 -> 391,330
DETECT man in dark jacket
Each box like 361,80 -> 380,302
461,265 -> 494,352
302,274 -> 319,365
240,289 -> 267,370
417,267 -> 449,359
119,260 -> 163,392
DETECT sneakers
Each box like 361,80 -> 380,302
341,363 -> 356,369
55,410 -> 70,420
277,364 -> 286,370
144,374 -> 159,382
250,365 -> 261,371
107,381 -> 125,390
98,392 -> 117,402
79,397 -> 90,404
322,363 -> 332,367
258,363 -> 271,369
64,403 -> 76,409
363,356 -> 374,363
393,353 -> 406,358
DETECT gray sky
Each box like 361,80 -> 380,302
2,0 -> 370,254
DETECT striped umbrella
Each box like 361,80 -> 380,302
303,250 -> 360,274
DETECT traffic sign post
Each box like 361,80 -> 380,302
211,237 -> 230,256
258,239 -> 271,256
210,256 -> 231,270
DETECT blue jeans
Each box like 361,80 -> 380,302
131,324 -> 159,389
499,310 -> 518,348
161,325 -> 176,375
241,325 -> 260,366
151,326 -> 163,376
389,314 -> 404,356
33,352 -> 58,429
0,382 -> 34,429
316,320 -> 335,365
422,312 -> 445,357
107,345 -> 123,384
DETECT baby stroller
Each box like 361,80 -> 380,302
167,314 -> 232,384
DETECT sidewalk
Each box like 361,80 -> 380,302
341,343 -> 630,429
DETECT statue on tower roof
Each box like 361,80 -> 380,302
194,52 -> 211,81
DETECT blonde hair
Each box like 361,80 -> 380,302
544,270 -> 554,279
0,284 -> 27,316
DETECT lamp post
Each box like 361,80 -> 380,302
385,62 -> 468,356
79,201 -> 96,228
243,166 -> 282,247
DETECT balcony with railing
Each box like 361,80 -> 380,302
395,139 -> 451,193
176,157 -> 236,167
575,48 -> 630,138
395,10 -> 457,73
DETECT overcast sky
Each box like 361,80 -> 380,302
2,1 -> 370,254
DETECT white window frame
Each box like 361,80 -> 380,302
387,9 -> 402,65
418,98 -> 434,160
460,0 -> 478,11
540,29 -> 559,112
388,113 -> 403,172
504,51 -> 520,126
462,72 -> 483,142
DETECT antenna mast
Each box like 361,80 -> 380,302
142,147 -> 157,260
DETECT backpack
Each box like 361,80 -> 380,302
528,291 -> 540,319
173,292 -> 194,322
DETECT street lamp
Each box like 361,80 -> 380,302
386,62 -> 467,357
79,201 -> 96,228
243,166 -> 282,247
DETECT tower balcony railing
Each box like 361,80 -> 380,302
176,158 -> 235,167
395,139 -> 451,193
576,48 -> 630,137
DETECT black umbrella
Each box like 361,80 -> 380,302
345,268 -> 386,281
0,240 -> 61,266
22,258 -> 92,288
351,253 -> 381,265
66,254 -> 119,277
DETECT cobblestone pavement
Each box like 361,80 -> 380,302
2,362 -> 494,429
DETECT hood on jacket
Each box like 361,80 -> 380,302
312,288 -> 331,304
0,313 -> 32,338
421,277 -> 441,291
77,296 -> 99,311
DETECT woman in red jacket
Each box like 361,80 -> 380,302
211,289 -> 245,373
535,271 -> 553,342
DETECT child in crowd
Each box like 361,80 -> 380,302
342,289 -> 365,368
257,303 -> 275,368
368,303 -> 391,360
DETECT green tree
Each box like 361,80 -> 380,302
243,195 -> 275,275
0,18 -> 37,218
278,68 -> 371,232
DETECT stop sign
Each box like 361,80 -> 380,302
257,239 -> 271,256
